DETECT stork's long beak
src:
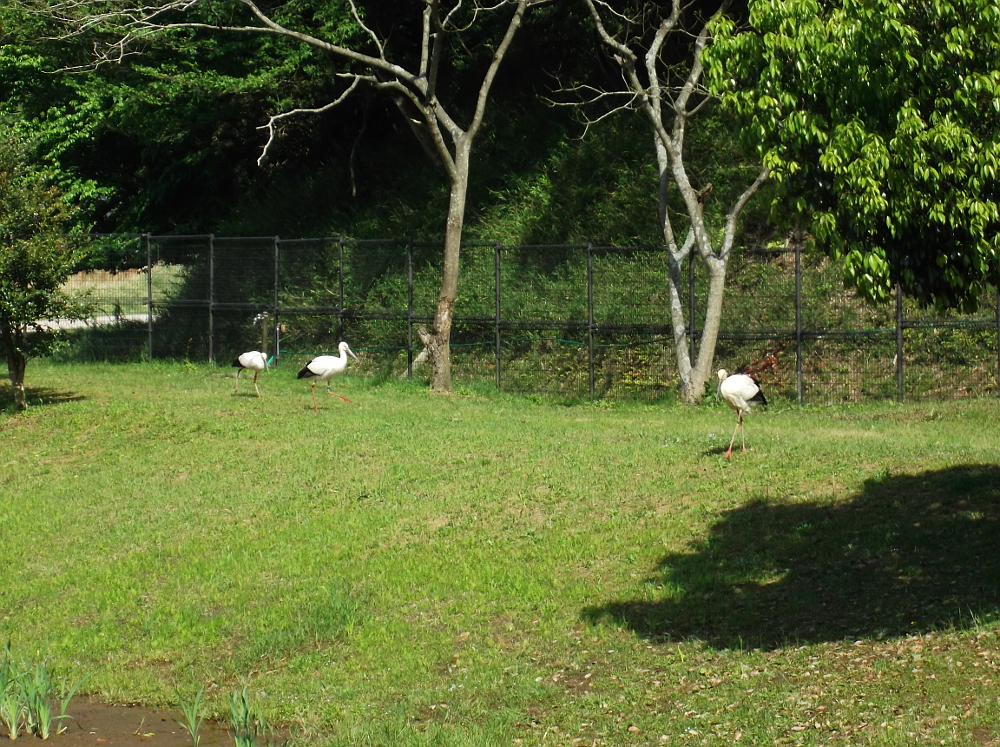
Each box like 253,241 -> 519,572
266,355 -> 275,369
348,349 -> 359,362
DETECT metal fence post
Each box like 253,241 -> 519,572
896,283 -> 904,401
208,233 -> 215,363
494,242 -> 502,390
273,236 -> 280,361
795,244 -> 803,406
337,237 -> 345,341
407,238 -> 414,379
587,243 -> 595,400
144,233 -> 153,361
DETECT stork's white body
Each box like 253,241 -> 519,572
717,369 -> 767,458
233,351 -> 268,398
298,341 -> 359,409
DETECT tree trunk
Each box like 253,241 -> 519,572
668,247 -> 729,404
657,141 -> 709,405
689,257 -> 727,402
6,349 -> 27,411
665,248 -> 695,399
423,142 -> 471,391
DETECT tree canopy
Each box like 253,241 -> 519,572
708,0 -> 1000,311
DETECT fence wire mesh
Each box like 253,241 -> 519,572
54,235 -> 1000,404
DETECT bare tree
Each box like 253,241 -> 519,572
46,0 -> 548,391
573,0 -> 769,403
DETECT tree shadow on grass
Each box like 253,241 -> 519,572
584,465 -> 1000,649
0,384 -> 86,411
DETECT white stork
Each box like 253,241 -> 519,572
717,369 -> 767,458
232,351 -> 269,398
297,341 -> 359,410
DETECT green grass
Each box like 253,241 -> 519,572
62,262 -> 186,317
1,360 -> 999,746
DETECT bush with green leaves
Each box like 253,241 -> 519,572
0,128 -> 89,410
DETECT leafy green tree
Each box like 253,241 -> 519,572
707,0 -> 1000,310
0,3 -> 110,227
0,131 -> 89,410
1,1 -> 310,233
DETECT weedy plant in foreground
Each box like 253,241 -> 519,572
0,642 -> 89,740
175,687 -> 205,747
229,686 -> 272,747
0,650 -> 24,740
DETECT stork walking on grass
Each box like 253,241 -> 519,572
717,369 -> 767,458
298,341 -> 359,410
232,351 -> 269,399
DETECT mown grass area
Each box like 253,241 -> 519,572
62,263 -> 187,317
1,360 -> 999,746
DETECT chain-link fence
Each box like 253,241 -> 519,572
57,234 -> 1000,403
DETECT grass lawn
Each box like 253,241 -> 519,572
1,360 -> 999,746
62,263 -> 187,317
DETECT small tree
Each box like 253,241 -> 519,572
0,132 -> 88,410
571,0 -> 770,403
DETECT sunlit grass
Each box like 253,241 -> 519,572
1,360 -> 999,746
61,263 -> 186,317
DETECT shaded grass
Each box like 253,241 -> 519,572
1,361 -> 999,746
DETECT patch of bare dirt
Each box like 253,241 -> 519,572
40,698 -> 234,746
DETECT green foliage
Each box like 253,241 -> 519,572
0,643 -> 89,741
174,687 -> 205,747
707,0 -> 1000,311
0,130 -> 89,362
1,0 -> 371,233
229,686 -> 272,747
2,0 -> 766,250
0,3 -> 111,218
0,647 -> 24,740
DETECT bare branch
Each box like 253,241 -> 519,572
582,0 -> 635,63
721,166 -> 771,256
674,3 -> 727,117
48,0 -> 423,92
440,0 -> 468,32
466,0 -> 533,141
545,79 -> 641,137
419,0 -> 433,82
589,0 -> 639,25
346,0 -> 384,57
256,77 -> 363,166
644,6 -> 682,112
